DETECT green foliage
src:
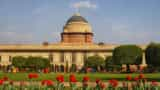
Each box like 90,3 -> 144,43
105,56 -> 113,67
12,56 -> 50,71
71,64 -> 77,72
105,56 -> 122,72
113,45 -> 143,65
145,43 -> 160,67
12,56 -> 27,68
105,56 -> 114,71
85,55 -> 105,69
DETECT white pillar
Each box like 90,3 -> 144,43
64,52 -> 72,66
141,53 -> 147,66
75,52 -> 84,66
53,52 -> 61,65
1,55 -> 11,66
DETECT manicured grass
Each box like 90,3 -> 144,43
0,72 -> 160,81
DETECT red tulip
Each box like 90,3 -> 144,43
42,80 -> 54,86
83,76 -> 89,82
69,74 -> 77,83
112,81 -> 118,87
56,75 -> 64,83
41,80 -> 47,85
100,83 -> 106,89
96,79 -> 101,84
43,68 -> 49,73
70,77 -> 77,83
109,79 -> 118,87
28,73 -> 39,79
151,80 -> 158,86
138,74 -> 144,79
10,80 -> 14,85
0,79 -> 4,85
46,80 -> 54,86
134,76 -> 139,81
126,75 -> 132,81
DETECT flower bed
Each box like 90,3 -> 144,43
1,73 -> 160,81
0,73 -> 160,90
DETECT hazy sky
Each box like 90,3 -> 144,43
0,0 -> 160,44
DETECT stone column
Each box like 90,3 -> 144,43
64,52 -> 72,72
141,52 -> 147,66
75,52 -> 84,68
53,52 -> 61,72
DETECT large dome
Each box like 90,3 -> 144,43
61,13 -> 93,44
63,13 -> 92,33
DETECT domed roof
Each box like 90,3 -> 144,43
66,13 -> 88,24
63,13 -> 92,33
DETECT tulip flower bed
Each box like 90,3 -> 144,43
0,73 -> 160,90
0,72 -> 160,81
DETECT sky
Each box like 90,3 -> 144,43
0,0 -> 160,44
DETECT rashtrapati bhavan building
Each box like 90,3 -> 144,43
0,13 -> 147,70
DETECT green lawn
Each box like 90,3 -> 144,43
0,72 -> 160,81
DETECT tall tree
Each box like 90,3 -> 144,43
105,56 -> 121,72
85,55 -> 105,70
12,56 -> 50,71
113,45 -> 143,65
145,43 -> 160,67
113,45 -> 143,72
105,56 -> 114,70
12,56 -> 27,69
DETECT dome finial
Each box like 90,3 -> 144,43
75,6 -> 80,16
